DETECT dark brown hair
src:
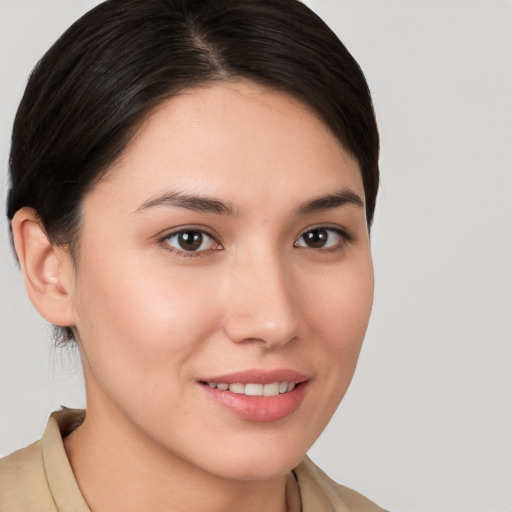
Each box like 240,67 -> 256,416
7,0 -> 379,340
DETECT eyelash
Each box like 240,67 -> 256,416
159,226 -> 352,257
160,228 -> 222,257
293,226 -> 353,252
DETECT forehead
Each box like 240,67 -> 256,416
87,80 -> 364,215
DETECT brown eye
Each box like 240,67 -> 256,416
164,230 -> 217,252
294,228 -> 344,249
302,229 -> 328,248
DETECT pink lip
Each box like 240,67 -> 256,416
198,369 -> 310,423
198,368 -> 309,385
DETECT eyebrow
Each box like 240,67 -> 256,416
135,191 -> 237,216
297,188 -> 364,215
135,187 -> 363,217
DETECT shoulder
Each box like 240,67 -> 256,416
294,456 -> 388,512
0,440 -> 57,511
0,409 -> 88,512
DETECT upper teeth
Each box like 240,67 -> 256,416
207,381 -> 296,396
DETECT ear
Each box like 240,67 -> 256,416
11,208 -> 76,327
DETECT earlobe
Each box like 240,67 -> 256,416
11,208 -> 76,327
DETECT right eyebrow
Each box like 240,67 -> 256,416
133,190 -> 237,216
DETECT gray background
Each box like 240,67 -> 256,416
1,1 -> 511,511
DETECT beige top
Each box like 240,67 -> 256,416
0,409 -> 386,512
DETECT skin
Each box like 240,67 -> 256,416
12,81 -> 374,512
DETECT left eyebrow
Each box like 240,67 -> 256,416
297,188 -> 364,215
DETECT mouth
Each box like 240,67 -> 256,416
201,381 -> 298,396
198,370 -> 309,422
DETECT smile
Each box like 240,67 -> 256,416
205,381 -> 296,396
199,370 -> 309,422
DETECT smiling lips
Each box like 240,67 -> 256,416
199,370 -> 309,422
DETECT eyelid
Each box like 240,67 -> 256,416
159,225 -> 223,256
158,223 -> 220,240
293,224 -> 353,250
297,223 -> 353,240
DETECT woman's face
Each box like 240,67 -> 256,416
67,81 -> 374,480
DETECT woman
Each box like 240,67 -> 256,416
1,0 -> 383,510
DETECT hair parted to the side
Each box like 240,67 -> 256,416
6,0 -> 379,343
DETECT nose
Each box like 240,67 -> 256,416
222,251 -> 299,349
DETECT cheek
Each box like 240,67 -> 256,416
302,253 -> 374,342
71,250 -> 224,386
280,253 -> 373,450
299,252 -> 374,386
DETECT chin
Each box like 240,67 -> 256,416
199,434 -> 310,481
219,457 -> 301,482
